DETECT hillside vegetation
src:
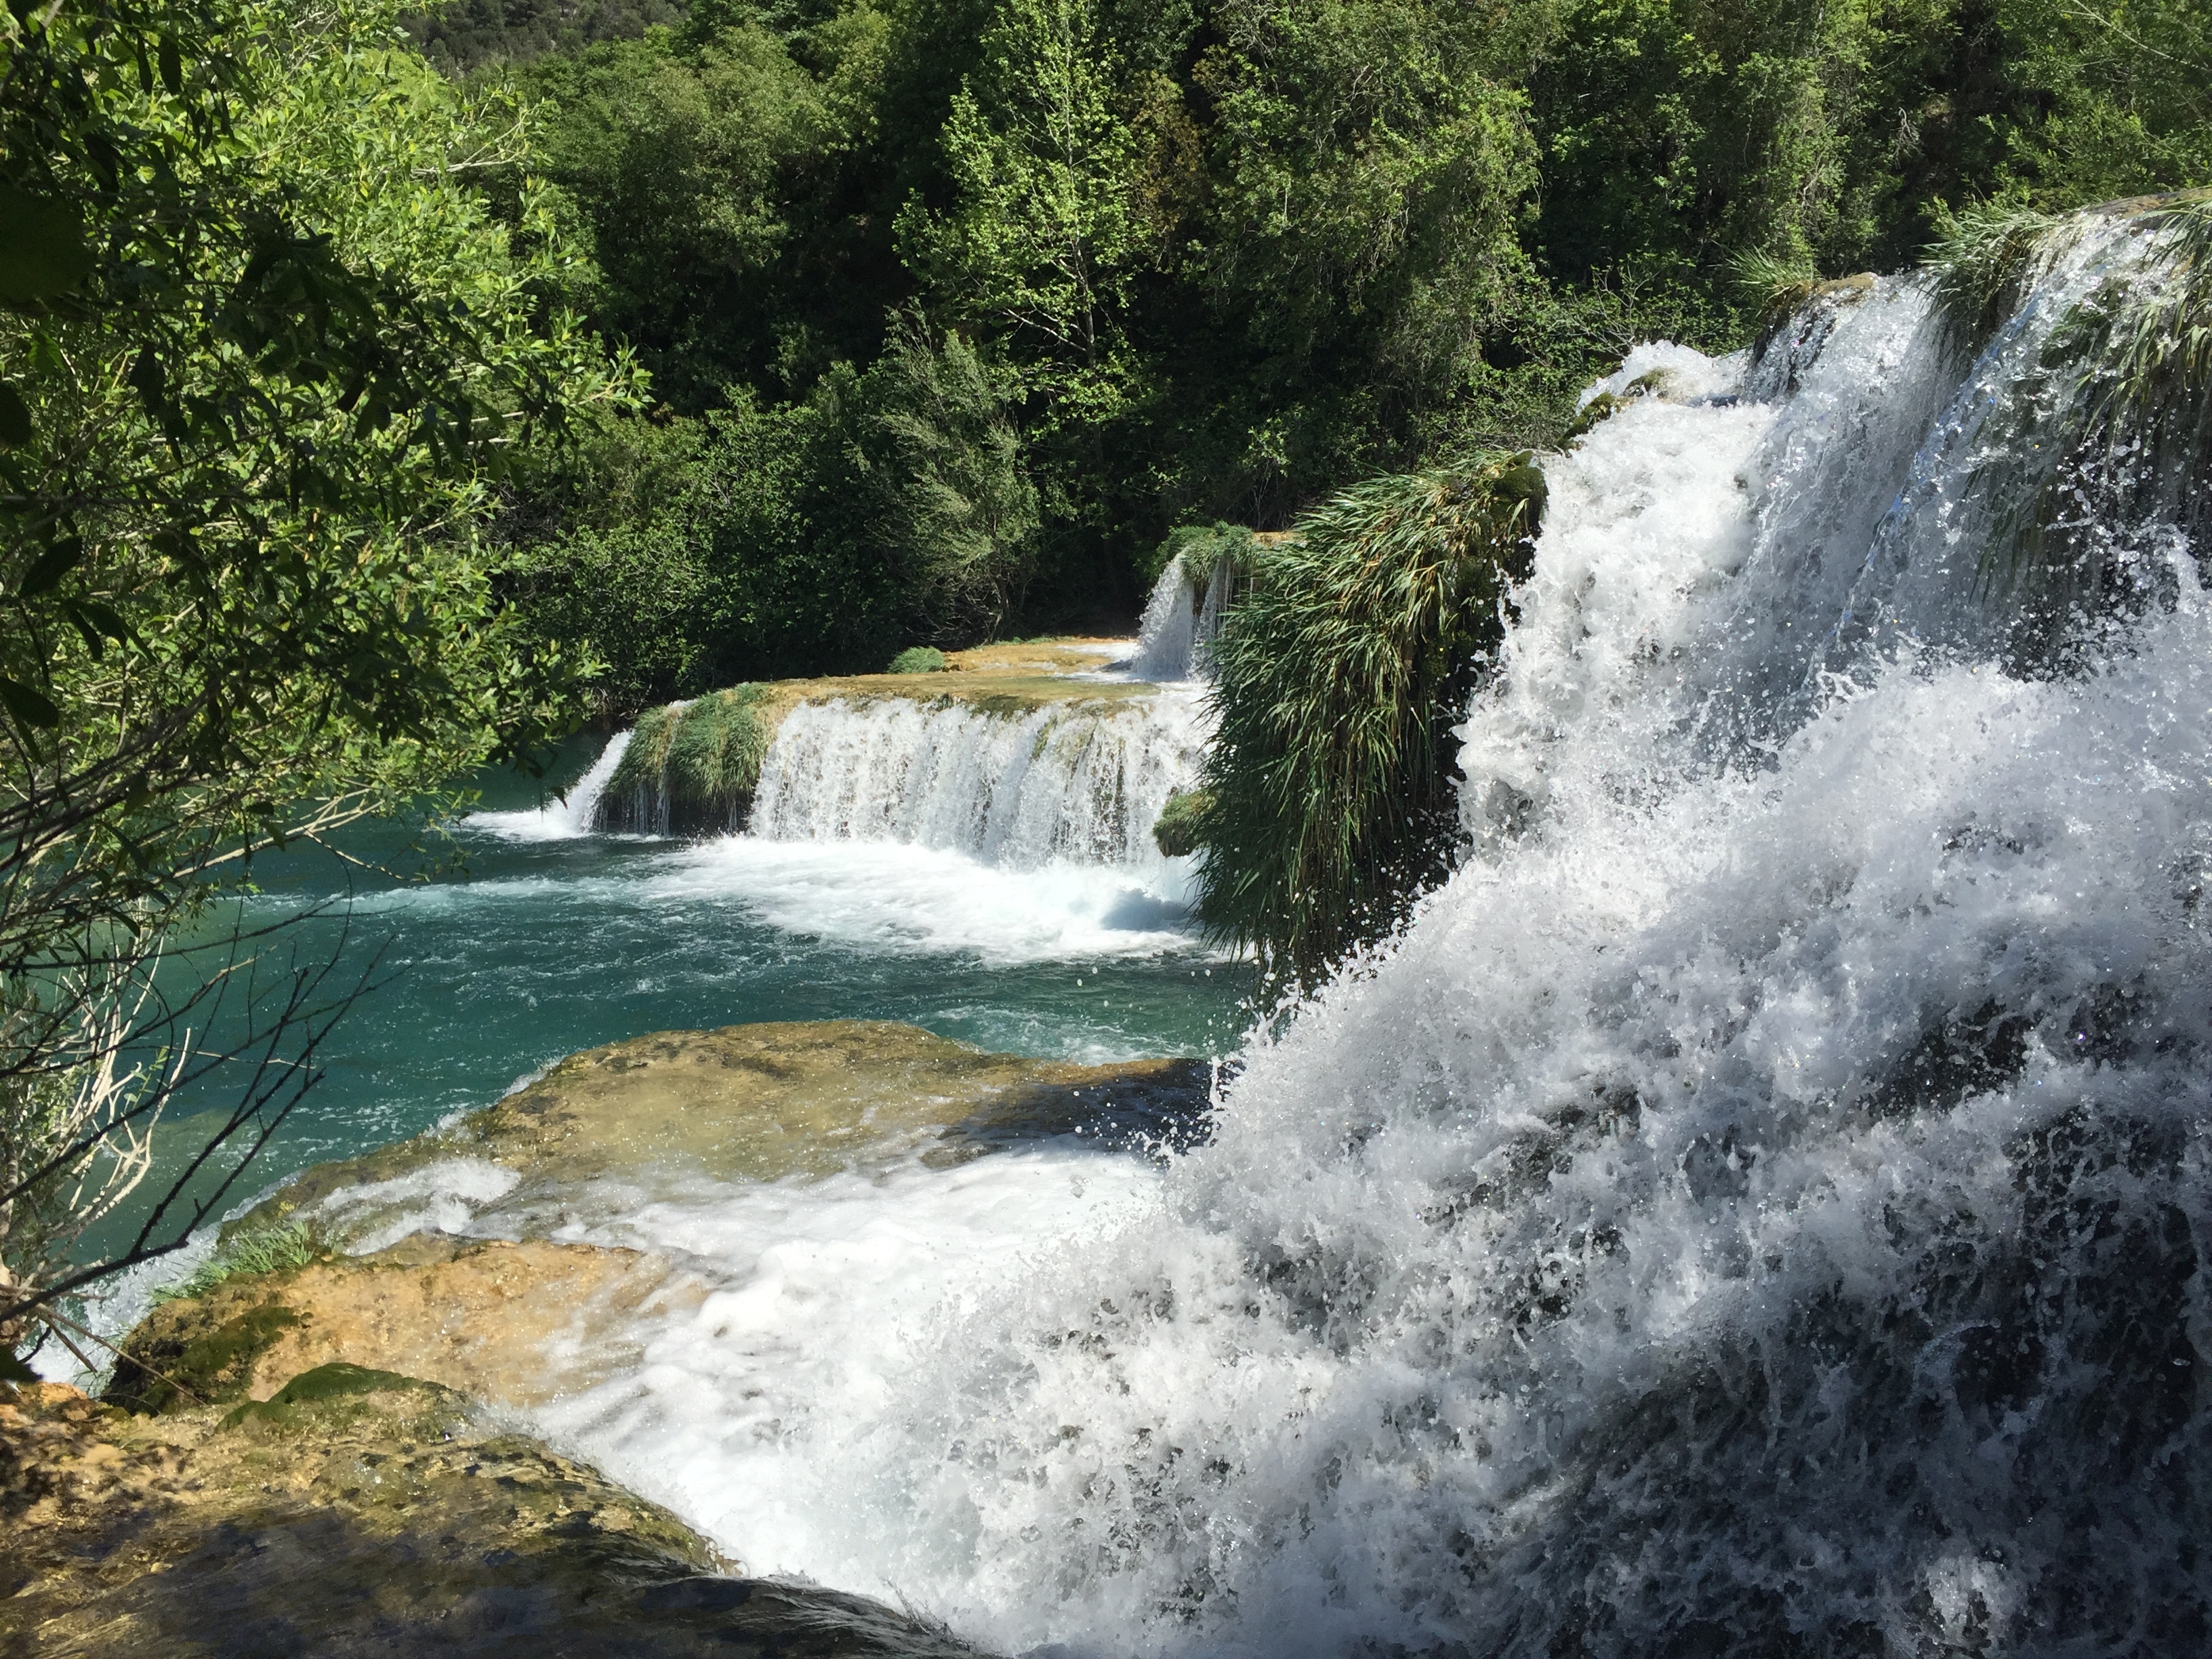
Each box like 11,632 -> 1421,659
470,0 -> 2212,715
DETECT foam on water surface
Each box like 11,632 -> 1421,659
653,837 -> 1202,964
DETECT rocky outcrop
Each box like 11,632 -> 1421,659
60,1021 -> 1206,1653
1,1370 -> 980,1656
234,1020 -> 1210,1249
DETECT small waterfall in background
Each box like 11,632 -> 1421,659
534,204 -> 2212,1658
750,693 -> 1208,877
466,728 -> 632,842
1131,554 -> 1233,680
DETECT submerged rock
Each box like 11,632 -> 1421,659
2,1370 -> 981,1656
236,1020 -> 1210,1251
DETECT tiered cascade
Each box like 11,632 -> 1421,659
531,203 -> 2212,1658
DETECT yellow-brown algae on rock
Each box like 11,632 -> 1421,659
104,1237 -> 703,1415
2,1370 -> 984,1657
235,1020 -> 1211,1250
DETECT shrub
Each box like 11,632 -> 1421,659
888,647 -> 950,674
596,687 -> 777,836
1186,453 -> 1547,986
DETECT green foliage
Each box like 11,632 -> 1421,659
600,685 -> 775,832
0,0 -> 638,951
1142,523 -> 1255,590
864,316 -> 1041,636
1989,0 -> 2212,208
888,647 -> 949,672
151,1224 -> 322,1307
403,0 -> 683,76
1185,453 -> 1545,985
0,0 -> 638,1328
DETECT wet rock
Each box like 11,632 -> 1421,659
237,1021 -> 1211,1249
1,1370 -> 982,1657
108,1024 -> 1207,1416
105,1237 -> 695,1415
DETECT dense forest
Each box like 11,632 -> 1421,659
443,0 -> 2212,714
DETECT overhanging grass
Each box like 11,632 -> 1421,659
1921,192 -> 2212,609
1183,453 -> 1546,988
597,686 -> 775,836
150,1221 -> 321,1306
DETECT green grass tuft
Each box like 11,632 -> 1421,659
598,686 -> 775,836
1182,453 -> 1547,988
151,1222 -> 321,1307
887,646 -> 949,674
1915,194 -> 2212,606
1143,523 -> 1257,590
1923,199 -> 2069,346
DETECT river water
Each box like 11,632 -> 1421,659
75,682 -> 1248,1269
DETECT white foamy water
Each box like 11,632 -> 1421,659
468,728 -> 633,841
750,689 -> 1208,879
498,208 -> 2212,1656
653,837 -> 1202,963
1130,554 -> 1235,681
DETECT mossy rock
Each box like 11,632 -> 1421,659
3,1373 -> 981,1656
230,1021 -> 1210,1253
104,1278 -> 308,1414
111,1237 -> 691,1416
1152,787 -> 1211,859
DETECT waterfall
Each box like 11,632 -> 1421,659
537,204 -> 2212,1657
1130,554 -> 1233,680
748,691 -> 1208,875
1130,554 -> 1202,680
465,728 -> 632,841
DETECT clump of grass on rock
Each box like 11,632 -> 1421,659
1182,453 -> 1547,988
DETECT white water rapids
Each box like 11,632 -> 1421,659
415,208 -> 2212,1654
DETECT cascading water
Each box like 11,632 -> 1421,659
467,728 -> 632,841
1132,556 -> 1234,681
467,203 -> 2212,1657
750,692 -> 1208,879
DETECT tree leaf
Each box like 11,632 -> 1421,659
0,186 -> 94,305
0,676 -> 61,728
0,382 -> 30,447
159,34 -> 184,95
20,536 -> 83,596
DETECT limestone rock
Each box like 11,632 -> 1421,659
236,1020 -> 1210,1249
2,1370 -> 981,1657
104,1237 -> 698,1416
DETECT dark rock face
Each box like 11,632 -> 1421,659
2,1368 -> 984,1658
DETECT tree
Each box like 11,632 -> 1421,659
0,0 -> 640,1355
